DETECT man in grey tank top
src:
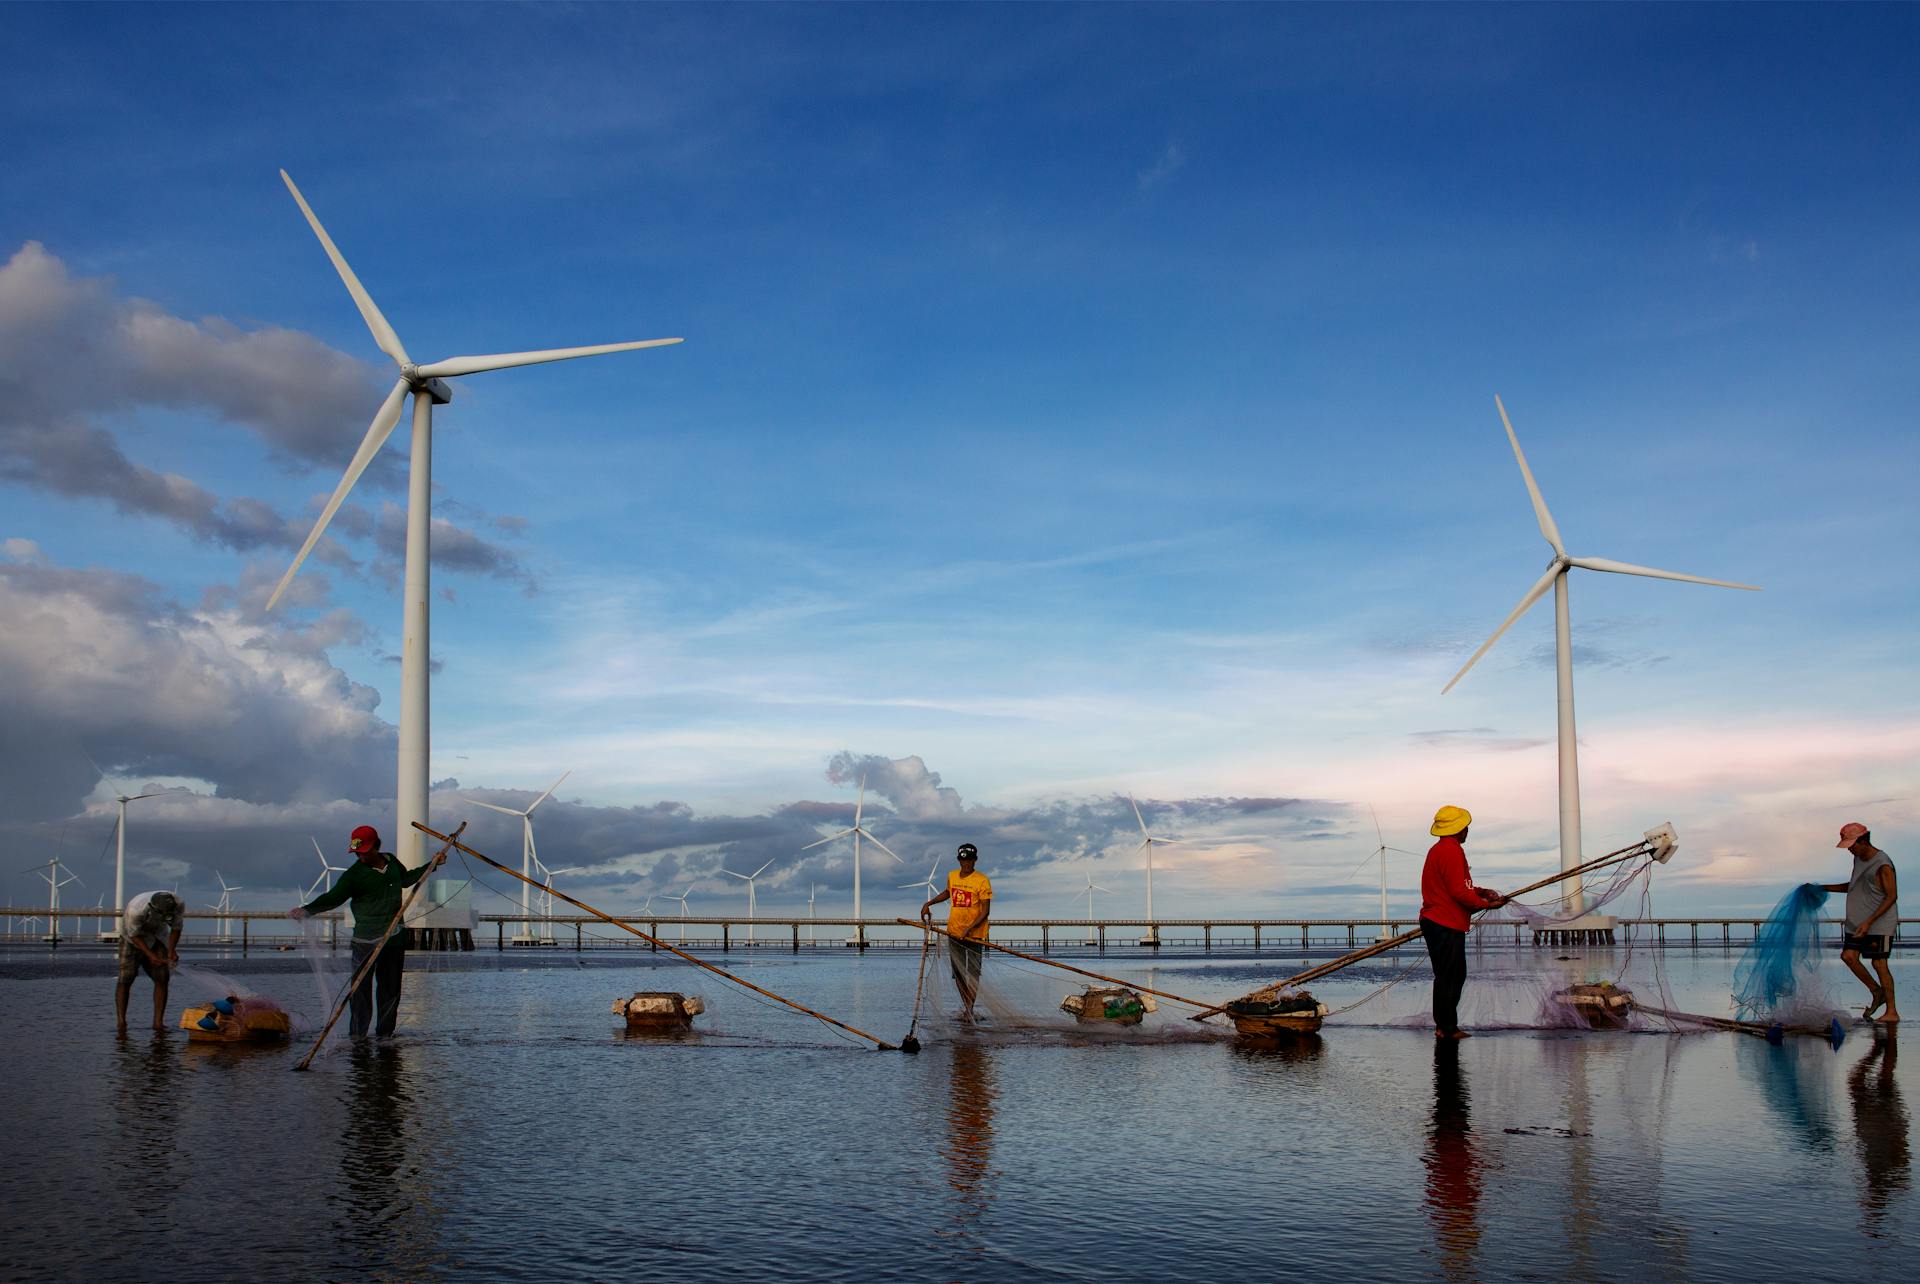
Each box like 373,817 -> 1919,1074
1822,822 -> 1899,1023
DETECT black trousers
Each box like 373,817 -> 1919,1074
1421,917 -> 1468,1035
349,936 -> 406,1037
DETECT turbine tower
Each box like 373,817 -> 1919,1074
722,857 -> 776,946
800,777 -> 904,948
34,857 -> 81,945
1078,872 -> 1111,946
1128,792 -> 1180,946
473,770 -> 571,946
264,171 -> 681,871
662,884 -> 693,944
1444,396 -> 1759,911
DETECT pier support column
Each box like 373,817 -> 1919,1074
1041,925 -> 1050,953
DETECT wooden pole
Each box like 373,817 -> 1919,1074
1190,837 -> 1660,1021
415,822 -> 900,1051
897,919 -> 1213,1010
293,822 -> 466,1071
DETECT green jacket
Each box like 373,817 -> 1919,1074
302,853 -> 432,940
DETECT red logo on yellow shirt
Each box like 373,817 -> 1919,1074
952,889 -> 977,908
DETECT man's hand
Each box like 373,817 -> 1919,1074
433,849 -> 448,869
920,904 -> 933,924
166,948 -> 180,966
289,907 -> 308,921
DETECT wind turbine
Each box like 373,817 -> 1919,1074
722,858 -> 776,947
534,856 -> 579,945
1349,806 -> 1414,942
807,882 -> 818,944
306,837 -> 349,899
1444,396 -> 1759,911
262,171 -> 681,873
33,857 -> 81,945
1078,872 -> 1111,947
900,860 -> 941,903
662,884 -> 694,944
800,777 -> 904,947
1128,792 -> 1181,946
214,872 -> 243,943
473,770 -> 571,946
85,753 -> 164,941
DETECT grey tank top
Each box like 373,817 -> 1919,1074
1845,850 -> 1897,935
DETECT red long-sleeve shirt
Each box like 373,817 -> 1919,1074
1420,836 -> 1494,932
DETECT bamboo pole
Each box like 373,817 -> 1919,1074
293,822 -> 466,1071
896,919 -> 1213,1010
1190,836 -> 1661,1022
415,822 -> 900,1051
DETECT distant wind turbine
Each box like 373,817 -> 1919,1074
1444,396 -> 1760,910
1078,872 -> 1111,947
263,171 -> 681,872
1128,792 -> 1181,947
306,837 -> 348,899
899,860 -> 941,901
801,777 -> 904,947
662,884 -> 694,945
474,770 -> 570,946
214,871 -> 243,943
1349,806 -> 1415,942
84,751 -> 163,941
722,857 -> 776,946
534,856 -> 579,945
32,857 -> 81,945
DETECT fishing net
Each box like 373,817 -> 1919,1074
1731,883 -> 1834,1022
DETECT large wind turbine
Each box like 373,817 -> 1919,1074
1444,396 -> 1759,911
473,770 -> 570,946
1128,792 -> 1180,946
264,171 -> 681,871
800,777 -> 904,947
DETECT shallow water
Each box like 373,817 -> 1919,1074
1,946 -> 1910,1281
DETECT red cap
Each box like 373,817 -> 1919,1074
1837,822 -> 1870,849
350,825 -> 381,853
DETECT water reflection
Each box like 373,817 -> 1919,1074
1228,1032 -> 1326,1065
332,1043 -> 445,1276
938,1041 -> 998,1262
1423,1041 -> 1482,1280
113,1031 -> 179,1198
1739,1038 -> 1838,1154
1848,1032 -> 1910,1233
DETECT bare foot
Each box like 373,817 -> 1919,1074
116,1022 -> 128,1036
1864,988 -> 1888,1020
152,1021 -> 166,1032
1448,1029 -> 1473,1040
1875,1011 -> 1900,1024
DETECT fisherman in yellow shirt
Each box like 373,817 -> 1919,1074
921,842 -> 991,1021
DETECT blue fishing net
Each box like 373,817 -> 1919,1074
1732,883 -> 1829,1020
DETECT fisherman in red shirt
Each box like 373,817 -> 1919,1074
1420,806 -> 1507,1039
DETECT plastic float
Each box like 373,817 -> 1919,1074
180,996 -> 291,1044
1059,986 -> 1158,1025
1552,981 -> 1635,1029
1224,990 -> 1328,1037
613,991 -> 705,1031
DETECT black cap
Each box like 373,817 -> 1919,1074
956,843 -> 978,860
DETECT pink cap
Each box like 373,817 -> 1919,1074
1837,822 -> 1870,848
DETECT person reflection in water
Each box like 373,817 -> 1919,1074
1848,1034 -> 1910,1232
939,1041 -> 998,1258
1423,1040 -> 1484,1280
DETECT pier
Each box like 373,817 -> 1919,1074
4,907 -> 1911,955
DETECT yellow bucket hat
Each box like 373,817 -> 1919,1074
1430,805 -> 1472,837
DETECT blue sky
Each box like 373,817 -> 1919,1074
2,3 -> 1915,922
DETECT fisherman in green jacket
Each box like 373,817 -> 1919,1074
289,825 -> 443,1037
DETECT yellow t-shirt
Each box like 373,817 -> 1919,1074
946,870 -> 992,941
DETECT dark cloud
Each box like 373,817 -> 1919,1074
0,242 -> 533,595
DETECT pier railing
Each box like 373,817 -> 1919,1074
1,907 -> 1910,954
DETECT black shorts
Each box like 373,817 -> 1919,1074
117,941 -> 168,984
1843,933 -> 1892,961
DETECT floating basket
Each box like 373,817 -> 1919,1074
1224,990 -> 1327,1037
180,998 -> 291,1044
613,991 -> 705,1031
1059,986 -> 1157,1025
1552,982 -> 1634,1030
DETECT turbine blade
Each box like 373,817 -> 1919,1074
265,378 -> 411,611
1495,395 -> 1565,558
752,858 -> 775,878
722,870 -> 748,881
1370,804 -> 1384,849
1128,791 -> 1149,837
862,832 -> 907,864
280,170 -> 410,367
1441,563 -> 1561,694
801,828 -> 855,851
1567,556 -> 1761,591
526,770 -> 572,815
472,801 -> 525,817
311,837 -> 326,861
413,338 -> 682,380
